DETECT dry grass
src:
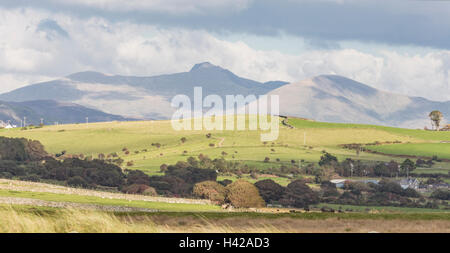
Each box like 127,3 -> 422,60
1,206 -> 449,233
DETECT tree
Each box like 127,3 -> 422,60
180,137 -> 187,143
320,180 -> 340,198
126,169 -> 150,185
400,159 -> 416,177
318,152 -> 338,167
279,180 -> 319,208
430,189 -> 450,200
160,164 -> 168,172
193,181 -> 227,204
429,110 -> 443,131
225,180 -> 265,208
254,179 -> 285,204
387,160 -> 399,177
67,176 -> 88,188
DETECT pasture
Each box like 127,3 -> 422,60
2,116 -> 448,175
366,143 -> 450,160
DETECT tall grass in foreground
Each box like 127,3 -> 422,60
0,206 -> 156,233
0,206 -> 280,233
1,206 -> 449,233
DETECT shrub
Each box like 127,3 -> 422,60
404,188 -> 421,198
193,181 -> 227,204
121,184 -> 151,194
67,176 -> 88,187
431,189 -> 450,200
263,157 -> 270,163
58,158 -> 125,187
279,180 -> 319,208
345,181 -> 372,193
225,180 -> 265,208
148,175 -> 191,197
378,179 -> 403,195
0,136 -> 48,161
160,164 -> 168,172
142,186 -> 157,196
320,180 -> 340,198
152,143 -> 162,148
18,174 -> 40,182
254,179 -> 285,204
0,172 -> 13,179
318,152 -> 338,167
218,179 -> 233,186
165,166 -> 217,184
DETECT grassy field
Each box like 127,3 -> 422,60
2,117 -> 449,175
288,118 -> 450,142
366,143 -> 450,159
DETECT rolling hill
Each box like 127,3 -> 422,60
0,100 -> 131,126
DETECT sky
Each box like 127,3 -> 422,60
0,0 -> 449,101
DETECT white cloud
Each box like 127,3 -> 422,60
0,7 -> 448,101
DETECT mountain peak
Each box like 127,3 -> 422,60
190,62 -> 220,72
66,71 -> 106,79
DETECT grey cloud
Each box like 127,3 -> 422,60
1,0 -> 450,49
36,19 -> 69,39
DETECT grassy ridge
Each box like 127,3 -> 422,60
366,143 -> 450,159
288,118 -> 450,141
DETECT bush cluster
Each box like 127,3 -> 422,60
225,180 -> 265,208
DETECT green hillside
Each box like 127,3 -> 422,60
1,116 -> 448,175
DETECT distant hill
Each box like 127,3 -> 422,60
0,63 -> 448,128
0,62 -> 288,119
0,100 -> 131,126
265,75 -> 450,128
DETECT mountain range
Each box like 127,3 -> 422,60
0,62 -> 287,120
0,62 -> 447,128
0,100 -> 130,126
266,75 -> 449,128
